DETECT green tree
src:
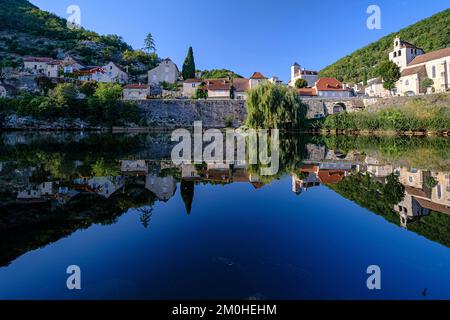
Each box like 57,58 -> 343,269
421,78 -> 434,93
49,83 -> 78,108
295,78 -> 308,88
363,69 -> 368,86
378,60 -> 400,92
182,47 -> 196,80
80,81 -> 98,97
144,33 -> 156,53
93,82 -> 123,105
246,82 -> 307,129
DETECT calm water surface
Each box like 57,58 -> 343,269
0,132 -> 449,299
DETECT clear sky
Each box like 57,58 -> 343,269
30,0 -> 449,81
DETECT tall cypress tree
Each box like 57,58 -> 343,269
180,180 -> 195,214
182,47 -> 196,80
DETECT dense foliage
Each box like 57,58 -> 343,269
245,82 -> 307,129
319,9 -> 450,83
294,78 -> 308,88
198,69 -> 243,79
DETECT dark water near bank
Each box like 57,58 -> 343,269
0,132 -> 450,300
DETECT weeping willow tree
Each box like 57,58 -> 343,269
245,82 -> 307,129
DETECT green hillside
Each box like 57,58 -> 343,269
319,8 -> 450,83
0,0 -> 158,69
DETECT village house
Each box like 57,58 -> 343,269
233,77 -> 250,100
207,78 -> 231,99
315,78 -> 353,98
296,78 -> 353,98
77,66 -> 106,82
289,62 -> 318,87
364,77 -> 391,98
389,37 -> 450,95
182,78 -> 204,97
23,57 -> 61,78
123,84 -> 150,100
148,58 -> 179,84
17,182 -> 54,200
61,55 -> 84,74
120,160 -> 148,176
102,61 -> 128,84
77,62 -> 128,84
249,72 -> 267,89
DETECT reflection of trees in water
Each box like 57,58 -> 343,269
138,207 -> 153,229
180,180 -> 194,214
328,172 -> 450,248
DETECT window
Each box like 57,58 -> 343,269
405,80 -> 409,86
395,41 -> 398,46
432,66 -> 436,78
398,50 -> 402,56
411,49 -> 414,54
393,52 -> 397,58
437,184 -> 442,199
409,176 -> 414,183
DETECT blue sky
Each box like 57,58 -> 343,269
30,0 -> 449,81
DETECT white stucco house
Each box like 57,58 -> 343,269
101,62 -> 128,84
290,62 -> 318,87
364,78 -> 391,97
61,55 -> 84,74
315,78 -> 353,98
148,58 -> 179,84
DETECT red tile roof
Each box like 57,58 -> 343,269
408,47 -> 450,66
415,198 -> 450,215
250,72 -> 266,79
233,78 -> 250,92
315,78 -> 346,91
23,57 -> 54,63
317,170 -> 346,184
206,79 -> 230,91
401,65 -> 427,77
297,87 -> 317,96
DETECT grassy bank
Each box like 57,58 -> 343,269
307,96 -> 450,134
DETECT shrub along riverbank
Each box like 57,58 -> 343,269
307,94 -> 450,135
0,82 -> 144,128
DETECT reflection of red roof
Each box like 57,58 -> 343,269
405,186 -> 429,199
250,72 -> 266,79
124,84 -> 149,89
297,88 -> 317,96
251,182 -> 265,189
316,78 -> 346,91
415,198 -> 450,215
299,165 -> 319,173
317,170 -> 346,184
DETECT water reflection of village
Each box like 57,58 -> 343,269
4,143 -> 450,230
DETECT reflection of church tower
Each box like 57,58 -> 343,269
180,180 -> 195,214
